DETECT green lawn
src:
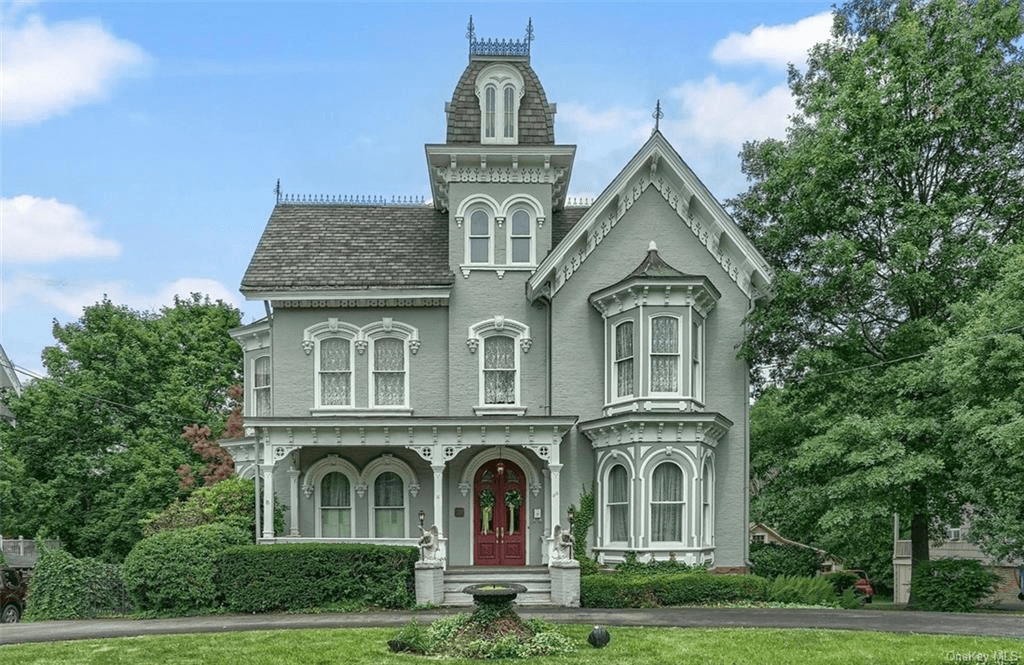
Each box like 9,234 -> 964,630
2,626 -> 1022,665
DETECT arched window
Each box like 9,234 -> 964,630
508,208 -> 532,264
607,464 -> 630,543
372,471 -> 406,538
320,472 -> 352,538
319,337 -> 352,406
469,209 -> 491,264
253,355 -> 271,416
651,462 -> 685,543
650,316 -> 681,394
702,459 -> 714,546
475,64 -> 523,144
371,337 -> 405,407
483,335 -> 516,405
484,85 -> 496,139
614,321 -> 634,398
503,85 -> 515,139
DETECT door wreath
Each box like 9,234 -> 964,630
479,488 -> 495,534
504,489 -> 523,534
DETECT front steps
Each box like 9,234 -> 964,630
442,566 -> 552,606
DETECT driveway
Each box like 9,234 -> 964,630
2,607 -> 1023,645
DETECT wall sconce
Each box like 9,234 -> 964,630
418,510 -> 426,528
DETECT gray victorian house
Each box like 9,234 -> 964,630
227,21 -> 773,606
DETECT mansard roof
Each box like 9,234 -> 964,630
240,204 -> 454,296
446,57 -> 556,145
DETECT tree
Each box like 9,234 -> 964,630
0,295 -> 242,561
935,243 -> 1024,561
733,0 -> 1024,592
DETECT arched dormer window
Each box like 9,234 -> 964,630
475,64 -> 524,144
467,316 -> 532,415
469,209 -> 493,264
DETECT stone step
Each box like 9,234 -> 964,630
441,566 -> 553,607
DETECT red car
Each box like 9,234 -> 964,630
848,569 -> 875,602
1,567 -> 28,622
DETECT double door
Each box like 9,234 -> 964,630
472,458 -> 526,565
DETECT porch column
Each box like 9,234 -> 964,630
261,463 -> 276,539
431,464 -> 445,534
548,463 -> 563,529
287,465 -> 301,536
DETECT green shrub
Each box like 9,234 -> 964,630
749,542 -> 823,578
143,477 -> 280,537
393,615 -> 576,659
0,551 -> 5,566
823,570 -> 860,594
216,542 -> 417,613
615,551 -> 694,576
581,570 -> 769,608
25,547 -> 129,620
838,586 -> 864,609
767,575 -> 837,606
577,554 -> 603,576
121,523 -> 250,614
910,558 -> 999,612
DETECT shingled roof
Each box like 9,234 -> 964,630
240,204 -> 454,294
446,58 -> 555,145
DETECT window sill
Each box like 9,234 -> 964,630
473,405 -> 527,416
310,407 -> 414,417
459,264 -> 537,279
602,397 -> 705,416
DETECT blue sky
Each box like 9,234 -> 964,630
1,0 -> 835,379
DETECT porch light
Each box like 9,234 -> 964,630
418,510 -> 426,528
497,461 -> 505,476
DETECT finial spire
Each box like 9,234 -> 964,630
466,15 -> 475,42
652,99 -> 664,134
525,18 -> 534,50
275,178 -> 281,203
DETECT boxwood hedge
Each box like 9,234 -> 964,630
581,570 -> 769,608
215,542 -> 417,612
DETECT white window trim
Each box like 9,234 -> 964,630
305,455 -> 359,539
647,459 -> 690,546
465,206 -> 495,266
613,320 -> 635,401
364,455 -> 417,539
252,355 -> 272,417
364,319 -> 419,413
691,315 -> 705,403
468,316 -> 531,415
648,314 -> 683,397
603,460 -> 633,547
310,322 -> 358,410
701,458 -> 714,547
475,63 -> 525,145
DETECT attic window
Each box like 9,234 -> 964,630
476,64 -> 524,144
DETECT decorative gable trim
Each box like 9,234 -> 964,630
526,133 -> 774,303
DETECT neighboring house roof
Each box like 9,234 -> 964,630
240,204 -> 455,295
445,57 -> 556,145
526,130 -> 775,303
750,522 -> 838,561
0,343 -> 22,396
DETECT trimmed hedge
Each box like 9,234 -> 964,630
581,570 -> 769,608
122,523 -> 251,613
215,542 -> 417,612
749,542 -> 822,578
910,558 -> 999,612
25,547 -> 130,620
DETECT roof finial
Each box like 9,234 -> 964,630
275,178 -> 281,204
652,99 -> 664,134
525,18 -> 534,53
467,15 -> 475,43
649,240 -> 658,252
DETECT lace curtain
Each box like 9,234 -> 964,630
650,462 -> 684,542
374,471 -> 405,537
483,335 -> 516,404
650,316 -> 679,392
254,356 -> 271,416
609,465 -> 630,542
374,338 -> 405,406
320,338 -> 351,405
615,321 -> 634,397
321,472 -> 351,538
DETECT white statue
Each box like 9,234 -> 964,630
418,524 -> 444,565
549,524 -> 574,562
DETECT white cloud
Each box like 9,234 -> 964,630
1,195 -> 122,262
558,103 -> 649,139
668,77 -> 795,146
1,13 -> 150,126
3,273 -> 242,317
711,12 -> 833,70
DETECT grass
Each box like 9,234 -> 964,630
1,626 -> 1022,664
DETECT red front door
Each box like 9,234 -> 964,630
473,458 -> 527,565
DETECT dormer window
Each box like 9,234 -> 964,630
476,64 -> 524,144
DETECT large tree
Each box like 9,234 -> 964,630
733,0 -> 1024,588
0,295 -> 242,561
